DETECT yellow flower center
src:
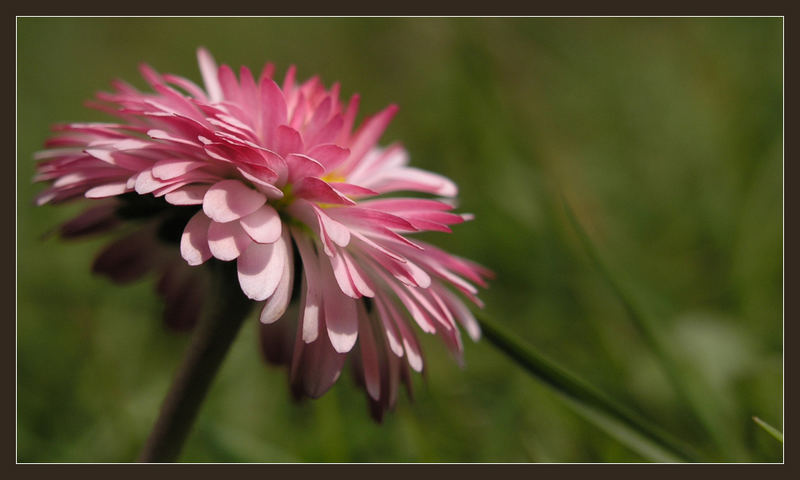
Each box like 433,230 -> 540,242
321,173 -> 346,184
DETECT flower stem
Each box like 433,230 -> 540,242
138,260 -> 254,463
476,312 -> 703,462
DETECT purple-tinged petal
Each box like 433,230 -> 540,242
59,204 -> 121,238
358,304 -> 381,401
92,229 -> 156,284
290,315 -> 347,399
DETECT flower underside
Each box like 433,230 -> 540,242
35,48 -> 492,419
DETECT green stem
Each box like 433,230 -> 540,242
477,313 -> 701,462
138,260 -> 254,462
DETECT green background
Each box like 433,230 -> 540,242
17,18 -> 782,462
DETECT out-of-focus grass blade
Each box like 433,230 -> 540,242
753,417 -> 783,443
560,196 -> 747,460
477,314 -> 702,462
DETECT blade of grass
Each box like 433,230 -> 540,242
477,313 -> 702,462
560,196 -> 747,460
752,417 -> 783,443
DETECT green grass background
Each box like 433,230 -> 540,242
17,18 -> 782,462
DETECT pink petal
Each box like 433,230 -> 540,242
237,240 -> 286,301
304,96 -> 332,141
345,104 -> 398,168
218,64 -> 242,105
330,250 -> 358,298
327,182 -> 378,197
240,204 -> 282,244
274,125 -> 304,157
259,78 -> 287,147
330,249 -> 374,298
259,231 -> 294,324
373,295 -> 405,358
371,167 -> 458,197
134,170 -> 167,194
207,220 -> 252,261
439,287 -> 481,342
307,144 -> 350,172
323,280 -> 358,353
238,66 -> 259,118
165,185 -> 209,205
180,211 -> 212,266
293,177 -> 355,205
197,47 -> 223,102
341,250 -> 375,297
319,249 -> 358,353
326,206 -> 415,232
384,296 -> 424,372
203,179 -> 267,223
312,204 -> 351,251
152,159 -> 205,180
163,74 -> 209,101
336,94 -> 360,144
293,230 -> 322,343
85,181 -> 129,198
236,166 -> 285,198
285,153 -> 325,183
306,114 -> 343,147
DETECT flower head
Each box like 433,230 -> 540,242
35,48 -> 491,418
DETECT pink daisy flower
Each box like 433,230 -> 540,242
35,48 -> 491,418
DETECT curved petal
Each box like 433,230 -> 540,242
208,219 -> 252,261
321,259 -> 358,353
259,230 -> 294,324
237,239 -> 286,301
180,210 -> 212,266
203,179 -> 266,223
240,204 -> 282,244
